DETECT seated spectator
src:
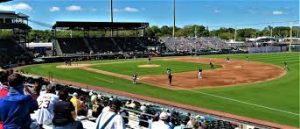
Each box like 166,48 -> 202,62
0,71 -> 9,99
35,85 -> 59,127
0,71 -> 9,129
95,99 -> 125,129
70,92 -> 81,116
0,73 -> 38,129
24,82 -> 42,100
91,95 -> 104,117
150,112 -> 171,129
52,89 -> 83,129
119,109 -> 129,125
77,96 -> 88,116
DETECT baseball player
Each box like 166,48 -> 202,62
148,55 -> 152,64
209,62 -> 214,69
167,68 -> 172,86
226,57 -> 230,62
284,61 -> 288,70
198,67 -> 203,79
132,73 -> 138,84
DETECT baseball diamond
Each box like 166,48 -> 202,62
22,52 -> 299,128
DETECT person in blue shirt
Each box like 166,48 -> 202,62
0,73 -> 38,129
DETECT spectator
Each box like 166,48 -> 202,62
91,95 -> 103,117
70,92 -> 81,116
52,89 -> 83,129
95,99 -> 125,129
35,85 -> 59,127
77,96 -> 88,116
0,73 -> 38,129
119,109 -> 129,125
0,71 -> 9,99
0,71 -> 9,129
150,112 -> 171,129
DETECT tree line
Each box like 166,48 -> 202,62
0,25 -> 299,42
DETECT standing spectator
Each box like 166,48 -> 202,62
70,92 -> 81,116
95,99 -> 125,129
150,112 -> 171,129
0,73 -> 38,129
52,89 -> 83,129
35,86 -> 59,127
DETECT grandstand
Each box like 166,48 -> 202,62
52,21 -> 162,56
0,11 -> 33,68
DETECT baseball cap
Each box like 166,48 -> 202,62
159,112 -> 168,120
110,99 -> 122,111
73,92 -> 78,97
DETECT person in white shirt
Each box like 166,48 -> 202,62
35,86 -> 59,127
150,112 -> 171,129
95,99 -> 125,129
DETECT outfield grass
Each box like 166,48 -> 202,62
23,52 -> 300,127
91,60 -> 214,76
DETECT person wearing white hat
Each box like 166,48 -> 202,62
70,92 -> 80,116
150,112 -> 171,129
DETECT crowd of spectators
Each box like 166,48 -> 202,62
0,70 -> 241,129
160,37 -> 229,52
56,37 -> 161,55
0,39 -> 33,68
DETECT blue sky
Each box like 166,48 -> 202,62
0,0 -> 299,30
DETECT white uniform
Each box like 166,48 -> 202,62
150,120 -> 171,129
35,93 -> 59,125
95,111 -> 125,129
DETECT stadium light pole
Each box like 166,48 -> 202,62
289,22 -> 292,52
172,0 -> 176,38
110,0 -> 113,37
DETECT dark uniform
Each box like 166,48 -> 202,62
132,73 -> 138,84
167,68 -> 172,86
209,62 -> 214,69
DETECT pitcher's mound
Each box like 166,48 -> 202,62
138,64 -> 161,68
56,64 -> 92,69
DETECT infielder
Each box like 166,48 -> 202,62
167,68 -> 172,86
198,67 -> 203,79
132,73 -> 138,84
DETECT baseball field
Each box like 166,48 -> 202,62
22,52 -> 299,127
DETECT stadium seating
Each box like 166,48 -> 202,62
56,38 -> 90,54
0,38 -> 32,68
161,37 -> 229,52
55,37 -> 161,55
15,75 -> 241,129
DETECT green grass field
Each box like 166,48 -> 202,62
23,52 -> 300,127
91,60 -> 215,76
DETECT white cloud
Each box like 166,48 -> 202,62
113,7 -> 139,13
66,5 -> 82,11
272,10 -> 283,15
213,9 -> 221,13
124,7 -> 139,12
0,2 -> 32,11
49,6 -> 60,12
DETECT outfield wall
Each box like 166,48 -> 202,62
248,46 -> 288,53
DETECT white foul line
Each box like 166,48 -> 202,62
187,90 -> 300,116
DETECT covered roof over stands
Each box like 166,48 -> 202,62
0,0 -> 11,3
0,23 -> 31,30
52,21 -> 149,30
